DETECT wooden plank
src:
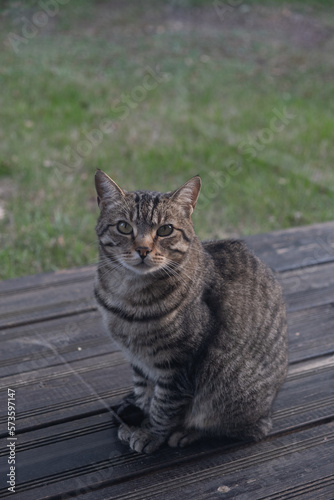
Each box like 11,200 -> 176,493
245,221 -> 334,271
280,261 -> 334,296
281,261 -> 334,310
0,277 -> 96,329
0,265 -> 94,295
0,311 -> 114,378
287,304 -> 334,363
0,352 -> 132,433
272,355 -> 334,431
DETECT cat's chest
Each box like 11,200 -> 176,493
124,346 -> 163,380
105,303 -> 182,373
98,270 -> 207,371
114,328 -> 173,381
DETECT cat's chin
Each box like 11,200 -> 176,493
121,261 -> 160,276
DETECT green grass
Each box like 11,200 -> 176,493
1,0 -> 334,279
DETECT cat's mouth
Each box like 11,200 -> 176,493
119,258 -> 159,275
134,260 -> 157,273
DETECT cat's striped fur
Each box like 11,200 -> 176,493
94,170 -> 288,453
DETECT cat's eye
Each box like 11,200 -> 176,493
157,224 -> 173,237
117,221 -> 133,235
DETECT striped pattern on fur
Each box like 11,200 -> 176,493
94,170 -> 288,454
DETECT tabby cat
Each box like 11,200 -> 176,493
94,169 -> 288,454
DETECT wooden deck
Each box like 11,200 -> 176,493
1,222 -> 334,500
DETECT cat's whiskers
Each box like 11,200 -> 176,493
96,255 -> 124,280
159,262 -> 176,280
94,249 -> 196,287
87,255 -> 113,266
97,265 -> 119,281
162,262 -> 190,287
96,254 -> 119,266
160,266 -> 172,280
164,258 -> 195,285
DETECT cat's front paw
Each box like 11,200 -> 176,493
130,427 -> 165,454
118,424 -> 165,453
118,423 -> 132,443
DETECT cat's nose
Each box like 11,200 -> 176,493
136,246 -> 151,260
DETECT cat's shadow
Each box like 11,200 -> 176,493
111,402 -> 146,427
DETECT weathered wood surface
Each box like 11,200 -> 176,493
0,222 -> 334,499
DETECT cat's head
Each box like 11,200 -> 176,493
95,170 -> 201,275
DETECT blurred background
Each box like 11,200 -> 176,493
0,0 -> 333,280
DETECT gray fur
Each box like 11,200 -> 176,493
94,170 -> 288,454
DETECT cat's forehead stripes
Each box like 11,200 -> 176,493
129,191 -> 165,226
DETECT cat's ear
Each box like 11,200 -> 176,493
171,176 -> 201,216
95,169 -> 125,209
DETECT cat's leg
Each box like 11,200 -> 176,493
119,378 -> 189,454
131,364 -> 154,415
115,365 -> 153,423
